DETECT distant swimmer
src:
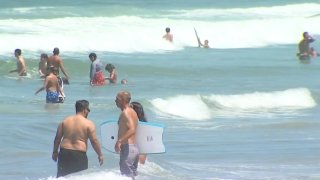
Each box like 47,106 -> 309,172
39,53 -> 48,78
105,63 -> 117,84
121,79 -> 128,84
9,49 -> 27,76
47,47 -> 70,80
297,32 -> 316,60
194,28 -> 210,48
162,27 -> 173,42
89,53 -> 105,86
35,66 -> 63,103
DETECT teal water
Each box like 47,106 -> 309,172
0,1 -> 320,180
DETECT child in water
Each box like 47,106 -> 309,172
105,63 -> 117,83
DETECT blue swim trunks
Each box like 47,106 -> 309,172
46,91 -> 59,103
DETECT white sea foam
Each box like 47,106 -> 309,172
150,88 -> 316,120
0,3 -> 319,54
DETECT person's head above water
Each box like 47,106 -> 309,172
53,47 -> 59,55
130,101 -> 147,122
165,27 -> 170,33
303,32 -> 309,38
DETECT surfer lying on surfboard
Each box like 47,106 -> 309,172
194,28 -> 210,48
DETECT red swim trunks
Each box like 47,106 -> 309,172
92,71 -> 105,86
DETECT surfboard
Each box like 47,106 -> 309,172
100,121 -> 165,154
194,27 -> 201,47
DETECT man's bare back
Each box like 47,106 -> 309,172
59,114 -> 95,152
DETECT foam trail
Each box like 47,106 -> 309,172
150,88 -> 316,120
150,95 -> 211,120
207,88 -> 316,109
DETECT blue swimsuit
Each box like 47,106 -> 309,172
46,91 -> 59,103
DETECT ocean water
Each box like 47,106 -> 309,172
1,0 -> 320,179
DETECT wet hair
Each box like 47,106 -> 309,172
303,32 -> 308,38
131,101 -> 147,122
89,53 -> 97,59
75,100 -> 90,113
41,53 -> 48,59
105,63 -> 115,72
165,27 -> 170,33
14,49 -> 22,55
53,47 -> 59,55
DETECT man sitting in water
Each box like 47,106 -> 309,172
162,27 -> 173,42
35,66 -> 63,103
298,32 -> 316,60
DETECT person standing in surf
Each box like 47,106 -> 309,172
89,53 -> 105,86
105,63 -> 117,84
9,49 -> 27,76
52,100 -> 103,177
38,53 -> 48,78
48,47 -> 70,80
130,101 -> 148,165
115,91 -> 139,179
298,32 -> 316,60
162,27 -> 173,42
35,66 -> 63,103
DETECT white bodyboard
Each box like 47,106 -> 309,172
100,121 -> 165,154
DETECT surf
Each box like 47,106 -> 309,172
150,88 -> 317,120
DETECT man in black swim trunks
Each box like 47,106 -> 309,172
52,100 -> 103,177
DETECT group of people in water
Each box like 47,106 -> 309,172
8,47 -> 148,179
51,92 -> 147,179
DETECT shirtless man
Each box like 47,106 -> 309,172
38,53 -> 48,78
9,49 -> 27,76
47,47 -> 70,80
35,66 -> 63,103
114,91 -> 139,179
162,27 -> 173,42
52,100 -> 103,177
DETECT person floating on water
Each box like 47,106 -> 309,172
35,66 -> 64,103
52,100 -> 103,177
297,32 -> 317,60
89,53 -> 105,86
105,63 -> 117,84
38,53 -> 48,78
162,27 -> 173,42
9,49 -> 27,76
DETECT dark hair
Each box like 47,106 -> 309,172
14,49 -> 22,55
75,100 -> 90,113
165,27 -> 170,33
131,101 -> 147,122
41,53 -> 48,59
89,53 -> 97,59
53,47 -> 59,55
303,32 -> 308,38
105,63 -> 115,71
